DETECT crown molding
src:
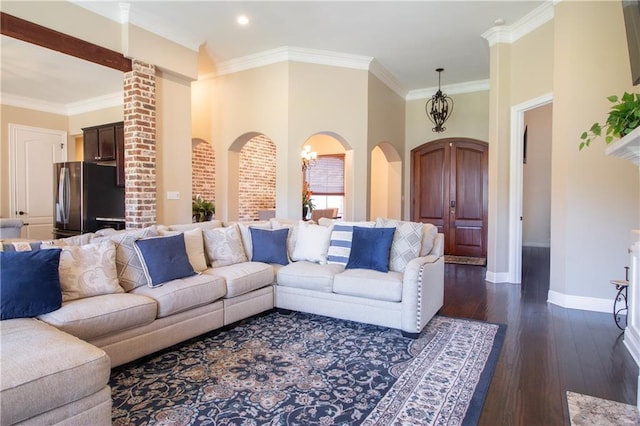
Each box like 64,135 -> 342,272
369,59 -> 407,99
209,46 -> 373,79
71,1 -> 203,52
482,1 -> 554,46
405,79 -> 490,101
66,91 -> 123,115
1,91 -> 123,116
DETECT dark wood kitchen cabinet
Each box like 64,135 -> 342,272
83,121 -> 125,187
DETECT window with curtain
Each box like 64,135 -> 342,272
307,154 -> 345,217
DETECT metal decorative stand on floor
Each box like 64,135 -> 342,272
611,266 -> 629,330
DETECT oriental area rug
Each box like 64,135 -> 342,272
110,312 -> 505,425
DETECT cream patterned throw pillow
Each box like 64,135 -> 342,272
203,224 -> 248,267
54,240 -> 124,301
375,218 -> 424,273
95,226 -> 157,291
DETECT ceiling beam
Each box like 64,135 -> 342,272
1,12 -> 132,73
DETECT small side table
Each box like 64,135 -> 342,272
610,279 -> 629,330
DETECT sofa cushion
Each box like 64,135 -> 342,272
333,269 -> 403,302
134,234 -> 196,287
50,240 -> 124,301
346,226 -> 395,273
38,293 -> 157,341
250,227 -> 289,265
0,249 -> 62,320
375,218 -> 424,273
204,262 -> 274,298
158,227 -> 208,272
168,220 -> 223,232
277,261 -> 344,293
203,224 -> 248,267
291,221 -> 332,264
0,318 -> 110,426
131,274 -> 226,318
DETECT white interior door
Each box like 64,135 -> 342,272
10,124 -> 67,240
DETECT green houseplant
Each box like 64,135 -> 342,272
302,181 -> 315,220
192,195 -> 215,222
579,92 -> 640,150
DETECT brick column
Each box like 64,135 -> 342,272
123,60 -> 156,229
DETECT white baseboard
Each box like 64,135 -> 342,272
486,270 -> 511,283
547,290 -> 615,313
624,325 -> 640,367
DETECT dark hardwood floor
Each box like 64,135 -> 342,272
440,247 -> 638,425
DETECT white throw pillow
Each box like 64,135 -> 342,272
375,218 -> 424,273
420,223 -> 439,256
271,220 -> 297,260
291,221 -> 333,264
203,224 -> 248,267
54,240 -> 124,301
237,222 -> 272,260
158,227 -> 208,272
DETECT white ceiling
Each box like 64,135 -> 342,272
1,1 -> 546,113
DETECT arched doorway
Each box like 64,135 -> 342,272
301,133 -> 349,219
191,138 -> 215,204
370,142 -> 402,220
237,134 -> 277,221
411,138 -> 488,257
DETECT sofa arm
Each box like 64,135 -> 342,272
401,255 -> 444,336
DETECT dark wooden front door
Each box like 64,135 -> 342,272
411,138 -> 488,257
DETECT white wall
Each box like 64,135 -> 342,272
550,1 -> 638,303
404,90 -> 489,220
523,103 -> 552,247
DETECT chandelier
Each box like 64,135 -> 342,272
425,68 -> 454,133
301,145 -> 317,172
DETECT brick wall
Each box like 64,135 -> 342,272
123,60 -> 156,229
192,141 -> 215,204
238,135 -> 276,221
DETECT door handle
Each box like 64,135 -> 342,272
450,200 -> 456,209
16,210 -> 26,216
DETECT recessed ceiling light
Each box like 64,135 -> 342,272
237,15 -> 249,26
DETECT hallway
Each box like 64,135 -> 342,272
440,247 -> 638,425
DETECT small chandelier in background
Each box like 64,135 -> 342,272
301,145 -> 317,172
425,68 -> 454,133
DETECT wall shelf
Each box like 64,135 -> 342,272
605,126 -> 640,165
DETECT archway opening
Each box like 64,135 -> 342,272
302,133 -> 349,220
370,142 -> 402,220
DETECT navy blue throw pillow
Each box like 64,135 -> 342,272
0,249 -> 62,320
345,226 -> 395,273
250,227 -> 290,266
134,234 -> 196,287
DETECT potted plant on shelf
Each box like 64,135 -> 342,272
192,195 -> 215,222
302,181 -> 315,220
579,92 -> 640,150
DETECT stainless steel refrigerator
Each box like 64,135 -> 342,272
53,161 -> 125,238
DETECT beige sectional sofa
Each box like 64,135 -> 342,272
0,217 -> 444,425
